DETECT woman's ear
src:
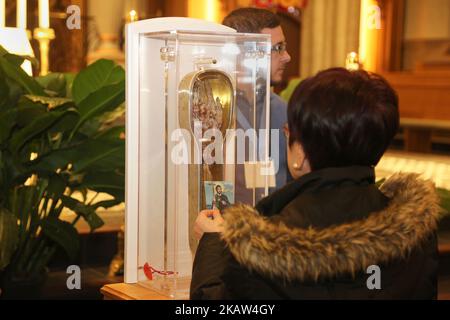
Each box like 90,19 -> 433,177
288,142 -> 311,179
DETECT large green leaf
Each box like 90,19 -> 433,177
35,72 -> 76,98
94,125 -> 125,140
0,46 -> 25,67
64,73 -> 76,99
4,76 -> 24,108
40,217 -> 80,260
36,73 -> 66,96
0,70 -> 10,110
0,108 -> 18,144
10,108 -> 79,153
91,199 -> 123,210
2,53 -> 24,67
17,96 -> 47,127
72,59 -> 125,105
0,66 -> 23,112
0,150 -> 29,195
47,174 -> 67,199
29,133 -> 124,175
48,108 -> 80,134
76,118 -> 102,139
0,46 -> 38,69
0,52 -> 126,277
0,48 -> 45,96
27,147 -> 75,174
71,81 -> 125,137
82,171 -> 125,202
60,195 -> 104,231
8,184 -> 46,247
24,95 -> 72,109
71,138 -> 125,173
0,45 -> 9,57
0,208 -> 19,271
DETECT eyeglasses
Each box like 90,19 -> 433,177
271,42 -> 288,54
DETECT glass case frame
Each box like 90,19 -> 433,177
125,17 -> 272,298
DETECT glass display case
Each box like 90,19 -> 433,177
125,18 -> 273,299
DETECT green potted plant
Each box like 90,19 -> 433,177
0,46 -> 125,299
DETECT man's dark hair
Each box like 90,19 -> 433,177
222,7 -> 280,33
215,185 -> 222,192
288,68 -> 399,170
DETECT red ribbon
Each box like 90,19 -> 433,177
143,263 -> 177,281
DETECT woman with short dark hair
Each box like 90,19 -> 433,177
287,68 -> 399,171
190,68 -> 441,300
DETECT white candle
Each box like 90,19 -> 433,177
0,0 -> 5,28
38,0 -> 49,28
17,0 -> 27,29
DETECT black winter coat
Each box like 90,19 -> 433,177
190,166 -> 440,300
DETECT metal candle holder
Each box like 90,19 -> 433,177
33,27 -> 55,76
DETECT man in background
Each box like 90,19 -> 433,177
223,7 -> 292,193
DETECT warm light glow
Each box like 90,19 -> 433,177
17,0 -> 27,29
39,0 -> 50,28
346,52 -> 360,71
359,0 -> 381,72
129,10 -> 138,22
205,0 -> 218,22
188,0 -> 220,23
0,0 -> 5,28
0,27 -> 34,75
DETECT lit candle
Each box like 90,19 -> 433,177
17,0 -> 27,29
129,9 -> 138,22
38,0 -> 50,28
0,0 -> 5,28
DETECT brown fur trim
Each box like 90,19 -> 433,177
221,173 -> 442,282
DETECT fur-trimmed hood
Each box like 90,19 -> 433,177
221,173 -> 442,282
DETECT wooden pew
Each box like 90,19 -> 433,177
381,72 -> 450,153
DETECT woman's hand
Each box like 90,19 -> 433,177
194,210 -> 224,240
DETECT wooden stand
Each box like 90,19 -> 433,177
101,283 -> 172,300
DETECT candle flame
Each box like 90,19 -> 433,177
129,10 -> 138,22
